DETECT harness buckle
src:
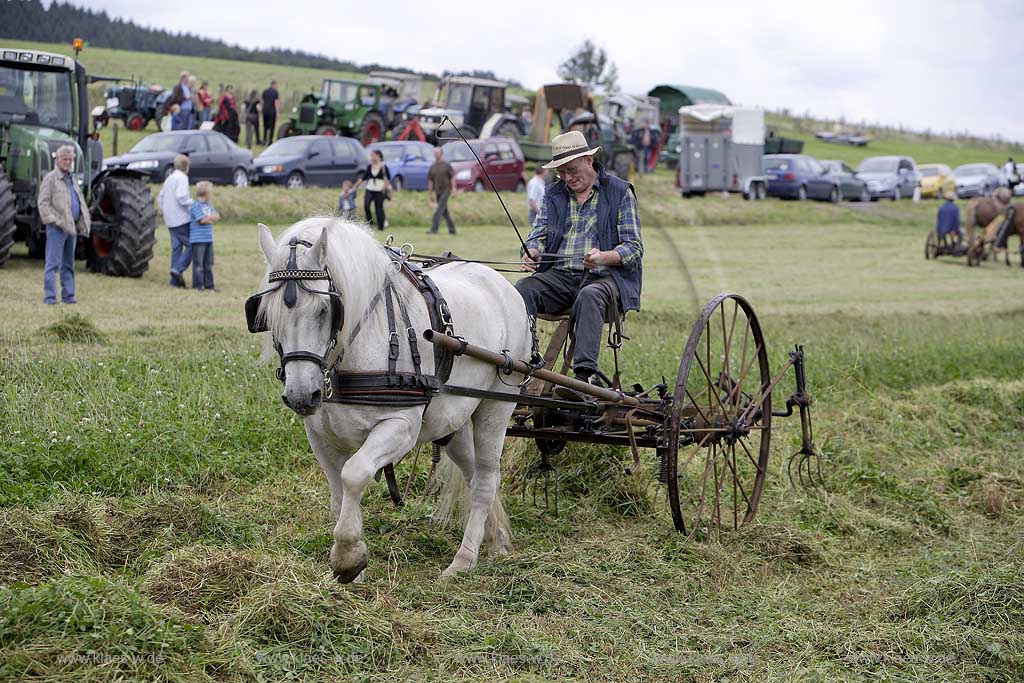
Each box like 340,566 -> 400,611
323,369 -> 333,399
438,302 -> 454,334
389,332 -> 401,360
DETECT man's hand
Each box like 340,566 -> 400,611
583,248 -> 622,269
521,248 -> 540,272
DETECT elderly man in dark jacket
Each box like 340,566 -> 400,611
38,145 -> 90,304
516,131 -> 643,392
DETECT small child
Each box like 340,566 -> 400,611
189,181 -> 220,291
162,103 -> 179,132
338,179 -> 356,220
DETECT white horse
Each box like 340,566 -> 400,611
252,216 -> 531,582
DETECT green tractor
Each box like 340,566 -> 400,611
0,45 -> 156,275
278,79 -> 386,146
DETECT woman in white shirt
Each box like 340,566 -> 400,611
354,149 -> 391,231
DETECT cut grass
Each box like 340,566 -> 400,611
1,174 -> 1023,681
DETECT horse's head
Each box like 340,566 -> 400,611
252,222 -> 343,416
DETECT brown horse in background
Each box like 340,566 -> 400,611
964,188 -> 1024,266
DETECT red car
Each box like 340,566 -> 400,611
442,138 -> 526,192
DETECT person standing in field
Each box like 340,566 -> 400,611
187,75 -> 199,128
427,146 -> 456,234
197,81 -> 213,125
189,181 -> 220,291
170,71 -> 193,130
214,85 -> 240,142
157,154 -> 192,288
37,145 -> 90,304
527,165 -> 547,227
261,80 -> 280,145
353,149 -> 391,231
338,179 -> 357,221
244,90 -> 261,149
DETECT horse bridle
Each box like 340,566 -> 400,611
245,237 -> 345,381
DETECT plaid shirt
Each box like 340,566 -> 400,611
525,182 -> 642,274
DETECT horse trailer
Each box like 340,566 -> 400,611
677,104 -> 767,200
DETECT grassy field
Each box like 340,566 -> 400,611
2,167 -> 1023,682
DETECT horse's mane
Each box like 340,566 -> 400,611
259,216 -> 392,353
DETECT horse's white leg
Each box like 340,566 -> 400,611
306,423 -> 349,520
330,417 -> 417,583
442,400 -> 511,578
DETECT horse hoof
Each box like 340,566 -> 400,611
333,556 -> 368,584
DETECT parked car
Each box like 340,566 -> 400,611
917,163 -> 956,199
442,138 -> 525,192
367,140 -> 436,191
953,163 -> 1005,199
763,154 -> 839,202
820,160 -> 870,202
1014,163 -> 1024,196
856,156 -> 919,200
251,135 -> 368,189
103,130 -> 253,185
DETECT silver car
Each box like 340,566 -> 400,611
856,155 -> 920,201
953,163 -> 1004,199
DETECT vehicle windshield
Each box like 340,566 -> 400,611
129,134 -> 184,153
262,138 -> 311,156
372,145 -> 403,163
918,166 -> 939,177
857,158 -> 898,173
0,63 -> 75,131
764,158 -> 790,171
821,161 -> 841,173
954,164 -> 989,176
445,83 -> 473,112
442,141 -> 481,162
322,81 -> 358,103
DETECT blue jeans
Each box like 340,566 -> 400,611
43,225 -> 76,303
191,242 -> 215,290
168,223 -> 191,285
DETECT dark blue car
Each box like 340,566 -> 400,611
367,141 -> 436,191
251,135 -> 368,189
764,154 -> 840,202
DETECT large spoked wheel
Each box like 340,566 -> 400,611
925,231 -> 938,260
665,293 -> 772,538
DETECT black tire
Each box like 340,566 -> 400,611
925,231 -> 938,260
390,119 -> 410,141
278,121 -> 296,139
0,171 -> 15,267
360,112 -> 385,146
859,187 -> 870,202
286,171 -> 304,189
514,179 -> 525,193
126,112 -> 145,131
232,167 -> 249,187
86,176 -> 157,277
831,186 -> 841,203
26,217 -> 46,259
892,186 -> 901,201
391,175 -> 404,192
473,179 -> 485,193
797,185 -> 807,201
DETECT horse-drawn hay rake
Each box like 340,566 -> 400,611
422,287 -> 823,538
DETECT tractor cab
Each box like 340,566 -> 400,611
417,76 -> 509,141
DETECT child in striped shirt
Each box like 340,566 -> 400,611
189,181 -> 220,291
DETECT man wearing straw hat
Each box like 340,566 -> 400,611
516,130 -> 643,392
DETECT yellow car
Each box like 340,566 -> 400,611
918,163 -> 956,198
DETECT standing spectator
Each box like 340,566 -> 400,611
427,146 -> 456,234
261,80 -> 280,145
157,154 -> 192,288
189,181 -> 220,291
639,121 -> 653,174
37,145 -> 89,304
197,81 -> 214,125
161,104 -> 178,132
214,85 -> 240,142
170,71 -> 193,130
187,75 -> 199,128
1003,157 -> 1018,191
527,165 -> 547,226
244,90 -> 261,149
353,149 -> 391,231
338,179 -> 357,221
521,105 -> 533,135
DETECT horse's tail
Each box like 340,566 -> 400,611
429,456 -> 511,547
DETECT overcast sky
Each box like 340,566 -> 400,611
80,0 -> 1024,141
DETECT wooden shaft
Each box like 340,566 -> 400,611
424,330 -> 640,407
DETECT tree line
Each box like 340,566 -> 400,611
0,0 -> 440,79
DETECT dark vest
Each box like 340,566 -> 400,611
540,164 -> 642,311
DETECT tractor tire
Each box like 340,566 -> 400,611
27,218 -> 46,259
278,121 -> 296,139
86,176 -> 157,277
360,112 -> 385,146
316,125 -> 339,136
611,151 -> 634,181
0,171 -> 15,268
126,112 -> 146,131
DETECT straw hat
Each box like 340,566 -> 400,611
542,130 -> 600,169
